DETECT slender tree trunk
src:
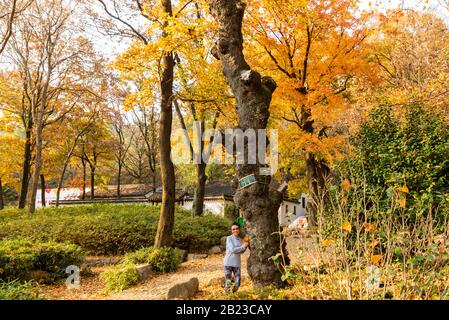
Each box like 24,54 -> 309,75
56,151 -> 76,207
28,103 -> 45,213
154,0 -> 176,249
40,174 -> 46,207
192,162 -> 207,216
117,164 -> 122,198
0,178 -> 4,210
18,117 -> 33,209
152,172 -> 156,192
81,157 -> 86,200
90,166 -> 95,200
207,0 -> 287,288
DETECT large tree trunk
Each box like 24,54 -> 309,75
154,0 -> 176,249
0,177 -> 4,210
207,0 -> 287,288
18,116 -> 33,209
40,174 -> 46,207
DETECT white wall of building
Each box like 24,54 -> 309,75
183,194 -> 308,227
35,187 -> 88,207
183,199 -> 226,216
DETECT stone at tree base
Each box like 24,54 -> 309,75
208,276 -> 225,287
187,253 -> 208,261
220,236 -> 227,249
166,277 -> 199,300
135,264 -> 154,281
178,249 -> 188,262
82,257 -> 122,267
208,246 -> 222,255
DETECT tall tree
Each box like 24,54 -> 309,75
154,0 -> 176,248
206,0 -> 286,288
111,108 -> 134,198
55,109 -> 97,206
243,0 -> 372,223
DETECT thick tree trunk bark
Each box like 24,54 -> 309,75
154,0 -> 176,249
40,174 -> 46,207
18,117 -> 33,209
192,162 -> 207,216
0,177 -> 4,210
207,0 -> 287,288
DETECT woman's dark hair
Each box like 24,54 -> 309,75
231,222 -> 240,229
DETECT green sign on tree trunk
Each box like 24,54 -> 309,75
238,174 -> 257,189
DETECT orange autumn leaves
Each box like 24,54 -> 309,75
244,0 -> 375,194
395,184 -> 409,209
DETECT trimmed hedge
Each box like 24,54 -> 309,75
0,239 -> 85,282
0,204 -> 228,255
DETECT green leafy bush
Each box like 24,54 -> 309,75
339,104 -> 449,222
124,247 -> 155,264
100,262 -> 139,293
0,280 -> 41,300
0,204 -> 228,255
0,239 -> 85,282
147,247 -> 183,273
124,246 -> 183,273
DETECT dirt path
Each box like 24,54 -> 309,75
40,234 -> 317,300
40,252 -> 250,300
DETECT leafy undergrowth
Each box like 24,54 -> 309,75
100,246 -> 185,292
0,238 -> 85,283
0,280 -> 42,300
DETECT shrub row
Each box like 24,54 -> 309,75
0,204 -> 229,255
0,239 -> 85,282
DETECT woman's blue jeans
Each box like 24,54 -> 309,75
224,266 -> 241,293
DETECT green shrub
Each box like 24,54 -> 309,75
124,246 -> 183,273
100,262 -> 139,293
124,247 -> 155,264
339,103 -> 449,223
0,204 -> 228,255
0,280 -> 41,300
0,239 -> 84,282
148,247 -> 183,273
